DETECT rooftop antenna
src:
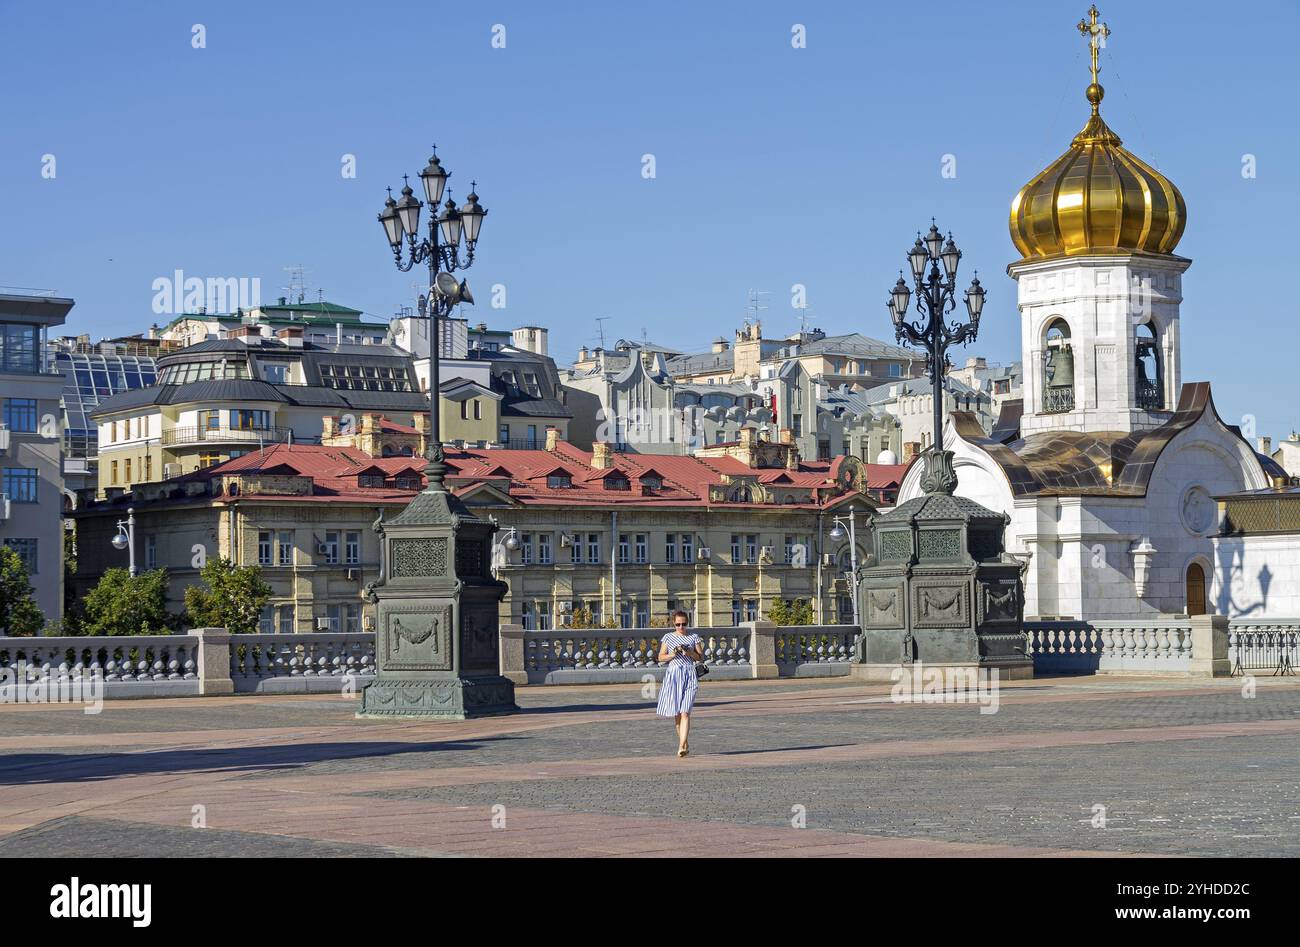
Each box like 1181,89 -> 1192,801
282,264 -> 310,305
595,316 -> 610,349
746,288 -> 771,327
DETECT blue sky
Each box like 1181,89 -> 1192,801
2,0 -> 1297,441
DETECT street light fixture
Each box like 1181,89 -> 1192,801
887,220 -> 985,452
828,508 -> 860,627
111,507 -> 136,577
377,146 -> 486,491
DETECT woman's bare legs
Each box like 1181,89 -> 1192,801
679,712 -> 691,754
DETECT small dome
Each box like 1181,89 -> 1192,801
1010,12 -> 1185,261
877,449 -> 898,465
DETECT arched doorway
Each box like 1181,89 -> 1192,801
1185,563 -> 1207,616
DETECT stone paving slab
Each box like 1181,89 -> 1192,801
1,676 -> 1297,857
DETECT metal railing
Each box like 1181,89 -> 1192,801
1137,379 -> 1164,411
1228,620 -> 1298,676
1042,385 -> 1075,414
160,426 -> 294,447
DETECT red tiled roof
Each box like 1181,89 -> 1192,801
195,444 -> 425,502
866,464 -> 911,489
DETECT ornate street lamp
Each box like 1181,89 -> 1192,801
828,508 -> 860,627
377,147 -> 486,490
361,146 -> 516,721
887,221 -> 985,457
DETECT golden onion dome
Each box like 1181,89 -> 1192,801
1010,7 -> 1186,261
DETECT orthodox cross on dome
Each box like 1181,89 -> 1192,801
1077,5 -> 1111,89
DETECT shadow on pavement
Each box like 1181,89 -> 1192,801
0,735 -> 519,785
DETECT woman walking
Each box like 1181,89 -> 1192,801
656,611 -> 704,757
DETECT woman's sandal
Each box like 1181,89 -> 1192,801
677,747 -> 688,758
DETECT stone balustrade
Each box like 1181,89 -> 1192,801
0,634 -> 201,698
499,622 -> 860,685
1024,615 -> 1230,677
230,633 -> 377,693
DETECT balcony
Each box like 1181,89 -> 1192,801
1042,385 -> 1075,414
1137,380 -> 1165,411
161,426 -> 294,448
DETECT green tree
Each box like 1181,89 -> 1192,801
79,568 -> 175,636
767,598 -> 814,626
0,546 -> 45,636
767,598 -> 792,626
183,557 -> 272,634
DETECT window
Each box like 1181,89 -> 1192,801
538,533 -> 552,565
1043,319 -> 1074,413
527,424 -> 538,448
889,363 -> 902,378
144,455 -> 152,481
636,602 -> 648,628
258,531 -> 273,565
278,605 -> 295,634
641,475 -> 662,491
791,414 -> 802,438
260,605 -> 276,634
547,474 -> 572,489
784,535 -> 796,565
746,534 -> 758,565
124,458 -> 132,483
618,534 -> 630,564
620,602 -> 632,629
499,424 -> 510,444
665,534 -> 677,564
474,400 -> 482,420
569,537 -> 582,564
326,603 -> 360,633
345,531 -> 361,565
110,460 -> 119,484
586,533 -> 600,564
520,533 -> 533,565
199,409 -> 221,431
731,599 -> 742,625
322,532 -> 340,564
0,324 -> 39,373
521,602 -> 535,630
232,409 -> 270,431
144,534 -> 157,570
263,363 -> 288,384
460,400 -> 469,420
277,531 -> 293,566
681,534 -> 694,564
745,599 -> 759,622
634,534 -> 647,564
198,452 -> 221,468
537,603 -> 552,631
2,399 -> 37,433
3,538 -> 37,574
3,468 -> 38,503
1135,322 -> 1163,410
731,534 -> 741,563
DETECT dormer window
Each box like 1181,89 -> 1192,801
358,473 -> 385,488
547,473 -> 572,489
604,473 -> 631,491
641,475 -> 663,492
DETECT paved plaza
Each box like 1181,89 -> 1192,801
1,675 -> 1298,857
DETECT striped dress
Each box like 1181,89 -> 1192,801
656,632 -> 702,717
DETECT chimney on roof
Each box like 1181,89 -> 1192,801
591,441 -> 613,469
226,325 -> 260,343
1258,436 -> 1273,454
276,325 -> 304,347
902,441 -> 921,462
545,426 -> 560,452
778,427 -> 795,446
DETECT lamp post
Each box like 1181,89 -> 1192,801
829,508 -> 859,626
111,507 -> 136,577
378,147 -> 486,490
887,222 -> 986,453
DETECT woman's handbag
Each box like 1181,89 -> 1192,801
695,661 -> 709,678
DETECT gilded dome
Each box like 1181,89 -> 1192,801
1010,9 -> 1186,260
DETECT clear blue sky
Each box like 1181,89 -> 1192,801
2,0 -> 1296,441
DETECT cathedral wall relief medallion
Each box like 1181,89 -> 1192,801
389,538 -> 448,578
382,604 -> 452,670
1180,485 -> 1216,536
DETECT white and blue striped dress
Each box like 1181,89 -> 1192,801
656,632 -> 702,717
